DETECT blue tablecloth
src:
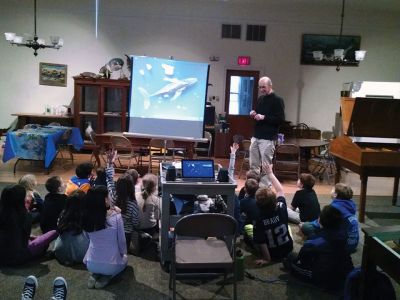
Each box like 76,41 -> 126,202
2,126 -> 84,168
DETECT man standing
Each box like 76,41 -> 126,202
249,76 -> 285,186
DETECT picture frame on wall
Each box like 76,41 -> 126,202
301,34 -> 361,66
39,62 -> 67,87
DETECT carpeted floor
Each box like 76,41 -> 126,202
0,183 -> 399,299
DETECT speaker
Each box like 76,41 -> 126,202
217,168 -> 229,182
166,166 -> 176,181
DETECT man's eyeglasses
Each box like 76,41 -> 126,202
258,85 -> 267,89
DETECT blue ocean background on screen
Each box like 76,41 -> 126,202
130,56 -> 208,121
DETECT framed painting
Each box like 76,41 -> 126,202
301,34 -> 361,66
39,62 -> 67,87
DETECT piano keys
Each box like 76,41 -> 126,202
330,96 -> 400,222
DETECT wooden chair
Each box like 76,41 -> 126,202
292,123 -> 310,138
110,135 -> 138,171
238,139 -> 251,179
273,144 -> 300,180
87,130 -> 106,167
170,213 -> 238,300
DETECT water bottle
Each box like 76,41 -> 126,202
235,249 -> 245,281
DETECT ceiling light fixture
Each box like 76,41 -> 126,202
335,0 -> 366,71
4,0 -> 63,56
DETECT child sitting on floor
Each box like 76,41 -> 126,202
283,204 -> 354,290
40,176 -> 67,233
65,162 -> 94,196
253,162 -> 293,266
54,190 -> 89,265
18,174 -> 44,223
300,183 -> 359,253
287,173 -> 320,224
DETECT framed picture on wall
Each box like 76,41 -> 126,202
301,34 -> 361,66
39,62 -> 67,87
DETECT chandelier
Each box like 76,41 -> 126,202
311,0 -> 367,71
334,0 -> 366,71
4,0 -> 63,56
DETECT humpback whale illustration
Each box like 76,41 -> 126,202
138,77 -> 197,109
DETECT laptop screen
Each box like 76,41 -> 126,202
181,159 -> 215,180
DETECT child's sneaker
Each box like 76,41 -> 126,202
51,277 -> 67,300
94,275 -> 112,289
21,275 -> 38,300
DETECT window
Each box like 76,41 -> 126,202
228,76 -> 255,116
222,24 -> 241,39
246,24 -> 266,42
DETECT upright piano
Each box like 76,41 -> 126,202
330,97 -> 400,222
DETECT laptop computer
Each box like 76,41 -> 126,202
181,159 -> 215,182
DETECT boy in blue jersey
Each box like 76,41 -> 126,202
284,204 -> 354,290
300,183 -> 359,253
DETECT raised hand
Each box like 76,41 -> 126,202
106,149 -> 118,166
230,143 -> 239,155
262,161 -> 273,175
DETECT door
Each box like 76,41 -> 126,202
224,69 -> 259,139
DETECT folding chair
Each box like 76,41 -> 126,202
110,135 -> 139,171
170,213 -> 238,300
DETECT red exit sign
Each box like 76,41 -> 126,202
237,56 -> 251,65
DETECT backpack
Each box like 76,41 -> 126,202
343,267 -> 396,300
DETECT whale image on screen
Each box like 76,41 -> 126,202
128,56 -> 209,139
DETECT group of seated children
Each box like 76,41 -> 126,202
0,151 -> 161,289
0,142 -> 360,292
237,154 -> 359,291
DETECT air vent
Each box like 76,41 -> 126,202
246,24 -> 266,42
221,24 -> 241,39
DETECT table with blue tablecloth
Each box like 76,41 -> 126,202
2,125 -> 83,170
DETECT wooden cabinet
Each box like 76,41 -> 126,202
73,77 -> 130,144
214,131 -> 232,158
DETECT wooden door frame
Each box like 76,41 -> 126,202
224,69 -> 260,140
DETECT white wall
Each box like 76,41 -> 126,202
1,0 -> 399,132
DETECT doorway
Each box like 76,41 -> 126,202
224,69 -> 260,139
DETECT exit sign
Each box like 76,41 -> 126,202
237,56 -> 251,65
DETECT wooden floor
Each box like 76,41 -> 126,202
0,151 -> 397,197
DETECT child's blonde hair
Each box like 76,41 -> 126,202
18,174 -> 38,191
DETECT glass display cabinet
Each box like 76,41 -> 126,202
73,76 -> 130,147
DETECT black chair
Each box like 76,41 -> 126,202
194,131 -> 213,157
56,128 -> 74,162
170,213 -> 238,300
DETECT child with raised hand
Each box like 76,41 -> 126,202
40,176 -> 67,233
287,173 -> 320,224
105,149 -> 140,250
253,162 -> 293,266
82,185 -> 127,289
18,174 -> 44,223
